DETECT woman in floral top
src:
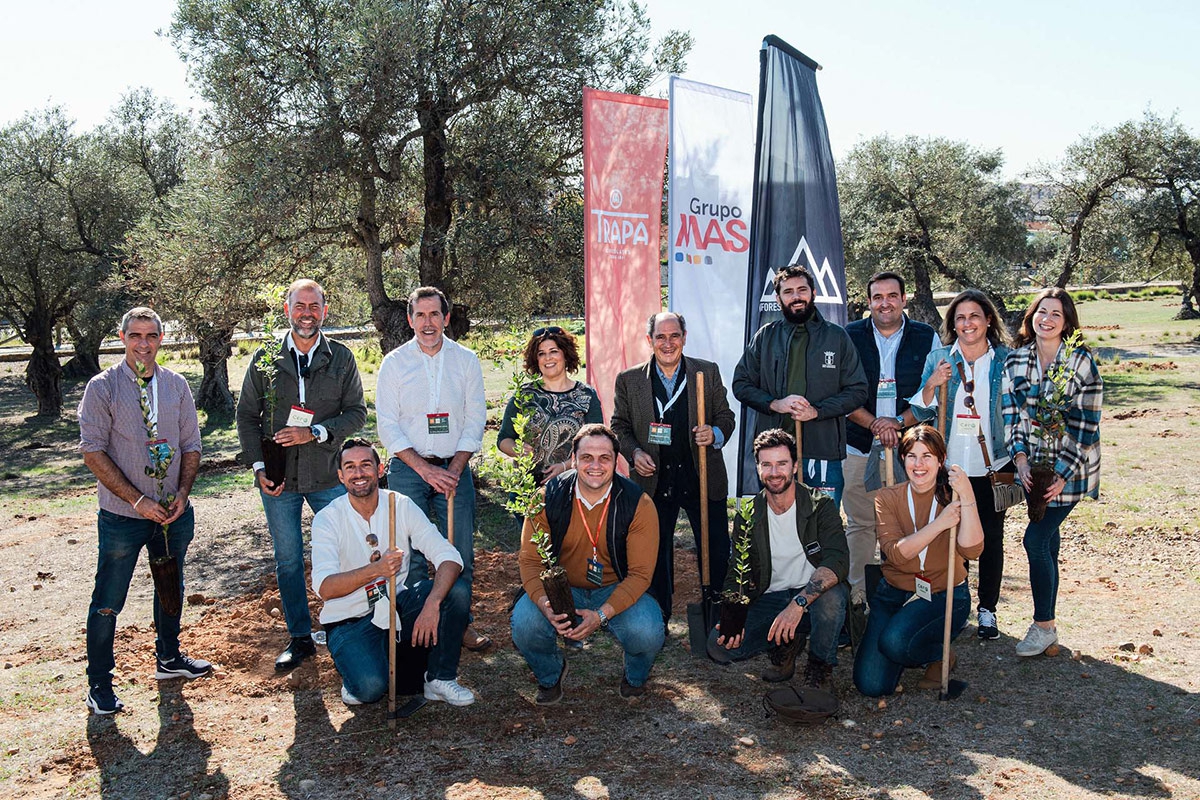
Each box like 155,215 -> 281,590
1002,288 -> 1103,657
498,326 -> 603,485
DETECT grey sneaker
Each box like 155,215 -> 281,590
155,653 -> 213,680
1015,623 -> 1058,657
86,684 -> 124,715
977,608 -> 1000,640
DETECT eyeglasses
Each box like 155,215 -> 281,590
366,533 -> 381,562
532,325 -> 564,338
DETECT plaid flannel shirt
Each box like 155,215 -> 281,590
1002,342 -> 1103,506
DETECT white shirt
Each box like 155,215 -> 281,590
376,336 -> 486,459
310,488 -> 463,626
765,500 -> 817,594
920,343 -> 1011,477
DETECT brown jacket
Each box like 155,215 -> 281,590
610,355 -> 736,498
875,483 -> 984,594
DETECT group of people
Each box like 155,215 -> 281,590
78,267 -> 1101,716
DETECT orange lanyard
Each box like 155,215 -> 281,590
575,496 -> 610,557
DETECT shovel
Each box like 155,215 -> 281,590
387,492 -> 399,727
388,491 -> 430,722
687,372 -> 717,657
939,488 -> 968,701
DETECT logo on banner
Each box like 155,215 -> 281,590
591,186 -> 650,258
673,196 -> 749,265
757,236 -> 845,312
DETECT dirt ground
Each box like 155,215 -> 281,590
0,300 -> 1198,799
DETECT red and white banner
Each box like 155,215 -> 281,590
667,77 -> 755,494
583,87 -> 669,423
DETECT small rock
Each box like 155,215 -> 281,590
564,735 -> 577,746
3,663 -> 11,669
187,593 -> 207,606
172,712 -> 181,721
872,731 -> 883,740
860,743 -> 871,751
1152,629 -> 1163,637
374,780 -> 386,788
1023,720 -> 1036,728
974,722 -> 984,730
1080,673 -> 1091,679
260,714 -> 269,723
892,719 -> 904,727
1138,644 -> 1154,655
1118,641 -> 1136,652
894,684 -> 904,693
841,719 -> 857,728
214,670 -> 228,679
7,587 -> 13,592
1071,651 -> 1083,661
6,747 -> 17,756
67,538 -> 78,545
737,736 -> 754,746
876,699 -> 887,709
32,584 -> 41,591
197,792 -> 213,799
269,607 -> 281,618
298,780 -> 315,792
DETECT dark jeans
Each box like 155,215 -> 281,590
971,470 -> 1012,611
707,584 -> 848,666
1023,502 -> 1076,622
853,579 -> 971,697
652,490 -> 730,620
326,576 -> 470,702
87,507 -> 195,686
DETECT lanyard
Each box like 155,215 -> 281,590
575,495 -> 610,558
422,348 -> 446,413
655,374 -> 687,421
906,484 -> 938,571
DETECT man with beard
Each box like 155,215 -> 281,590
237,279 -> 367,672
375,286 -> 491,655
733,264 -> 867,506
311,439 -> 473,707
708,429 -> 848,688
611,312 -> 736,622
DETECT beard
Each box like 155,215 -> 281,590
291,318 -> 321,340
781,301 -> 815,325
346,477 -> 378,498
762,473 -> 794,496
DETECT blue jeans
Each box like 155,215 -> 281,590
86,507 -> 195,686
1023,503 -> 1076,622
707,584 -> 847,666
511,585 -> 665,688
802,458 -> 845,510
387,459 -> 476,593
326,576 -> 470,702
260,483 -> 346,638
853,579 -> 971,697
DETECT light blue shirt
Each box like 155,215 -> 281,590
654,361 -> 725,450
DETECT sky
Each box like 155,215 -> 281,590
1,0 -> 1197,178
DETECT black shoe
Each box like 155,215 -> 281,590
85,683 -> 124,715
274,636 -> 317,672
977,607 -> 1000,641
802,656 -> 833,690
762,635 -> 803,683
156,653 -> 213,680
619,674 -> 646,699
536,659 -> 568,706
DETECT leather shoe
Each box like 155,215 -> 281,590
275,636 -> 316,672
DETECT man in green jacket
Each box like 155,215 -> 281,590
236,279 -> 367,672
708,428 -> 848,688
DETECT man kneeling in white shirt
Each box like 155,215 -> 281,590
312,438 -> 475,707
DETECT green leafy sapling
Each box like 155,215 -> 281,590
132,360 -> 176,545
1030,329 -> 1083,466
723,499 -> 755,604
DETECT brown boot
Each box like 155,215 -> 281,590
802,656 -> 834,690
761,636 -> 804,683
917,647 -> 957,690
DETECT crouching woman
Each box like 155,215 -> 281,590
853,427 -> 983,697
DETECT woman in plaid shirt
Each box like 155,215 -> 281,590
1002,288 -> 1103,657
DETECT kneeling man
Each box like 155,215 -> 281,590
511,424 -> 664,704
312,439 -> 474,707
709,429 -> 849,688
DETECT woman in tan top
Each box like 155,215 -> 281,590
853,426 -> 983,697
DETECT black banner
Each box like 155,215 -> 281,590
736,35 -> 848,494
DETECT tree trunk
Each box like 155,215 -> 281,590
195,323 -> 235,415
907,256 -> 942,328
24,319 -> 63,417
417,106 -> 470,338
61,325 -> 104,381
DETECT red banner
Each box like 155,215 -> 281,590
583,87 -> 669,423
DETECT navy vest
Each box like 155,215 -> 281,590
845,317 -> 936,454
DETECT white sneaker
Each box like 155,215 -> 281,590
423,677 -> 475,706
341,684 -> 363,706
1015,623 -> 1058,657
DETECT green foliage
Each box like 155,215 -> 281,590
132,360 -> 177,544
1030,330 -> 1084,466
255,311 -> 285,429
724,500 -> 755,602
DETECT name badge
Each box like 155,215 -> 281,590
815,486 -> 836,498
955,414 -> 981,437
804,541 -> 822,557
877,379 -> 897,400
586,557 -> 604,586
287,405 -> 315,427
365,577 -> 386,608
427,412 -> 450,434
145,438 -> 172,463
647,423 -> 672,445
914,574 -> 933,602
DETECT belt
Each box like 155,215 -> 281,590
422,455 -> 452,467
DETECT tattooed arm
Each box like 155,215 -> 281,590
795,566 -> 839,607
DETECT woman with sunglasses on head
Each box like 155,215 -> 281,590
853,426 -> 983,697
498,326 -> 603,486
1002,288 -> 1102,658
908,289 -> 1013,642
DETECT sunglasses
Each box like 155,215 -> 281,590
532,325 -> 564,338
366,533 -> 381,562
955,362 -> 977,412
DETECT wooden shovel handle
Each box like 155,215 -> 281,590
941,489 -> 959,695
696,371 -> 710,588
388,491 -> 397,728
937,383 -> 948,434
446,490 -> 455,547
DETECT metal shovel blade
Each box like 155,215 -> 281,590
939,678 -> 969,701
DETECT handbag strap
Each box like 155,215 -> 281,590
955,361 -> 1000,485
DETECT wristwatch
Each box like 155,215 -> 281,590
894,415 -> 905,427
309,425 -> 320,442
597,609 -> 610,628
793,594 -> 809,609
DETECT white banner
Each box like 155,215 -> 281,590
667,77 -> 754,496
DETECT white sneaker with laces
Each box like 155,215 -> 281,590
423,677 -> 475,706
341,684 -> 363,706
1015,622 -> 1058,657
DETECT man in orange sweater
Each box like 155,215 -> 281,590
511,424 -> 664,705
